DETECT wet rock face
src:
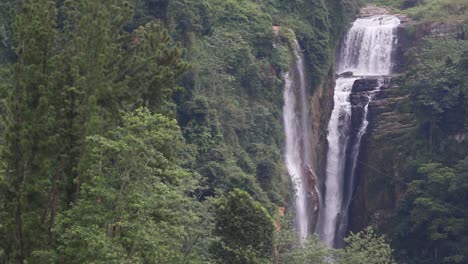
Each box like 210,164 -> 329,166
308,71 -> 336,232
305,165 -> 320,216
352,79 -> 379,93
350,99 -> 367,136
348,79 -> 378,151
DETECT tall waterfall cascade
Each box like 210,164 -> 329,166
283,40 -> 318,242
317,15 -> 400,247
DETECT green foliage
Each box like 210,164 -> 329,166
126,21 -> 190,112
164,0 -> 360,213
212,189 -> 274,264
407,38 -> 468,149
0,0 -> 189,262
403,0 -> 468,21
338,227 -> 396,264
2,0 -> 59,261
267,0 -> 334,88
326,0 -> 363,38
393,163 -> 466,263
0,0 -> 15,63
46,108 -> 209,263
274,217 -> 396,264
166,0 -> 211,42
0,0 -> 370,262
131,0 -> 170,26
365,0 -> 405,10
379,36 -> 468,263
167,0 -> 291,209
274,215 -> 333,264
367,0 -> 468,21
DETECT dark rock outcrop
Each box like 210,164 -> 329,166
307,67 -> 336,232
352,79 -> 379,93
305,165 -> 320,214
338,71 -> 354,78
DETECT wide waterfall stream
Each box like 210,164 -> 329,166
317,15 -> 400,247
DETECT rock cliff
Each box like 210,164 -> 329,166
308,70 -> 335,231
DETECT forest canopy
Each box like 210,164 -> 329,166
1,0 -> 466,263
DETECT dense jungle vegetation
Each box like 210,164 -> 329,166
0,0 -> 396,263
385,31 -> 468,264
0,0 -> 466,263
368,0 -> 468,20
380,38 -> 468,264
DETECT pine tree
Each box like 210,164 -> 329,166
125,21 -> 190,112
2,0 -> 58,262
1,0 -> 191,261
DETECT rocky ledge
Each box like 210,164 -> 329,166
359,4 -> 390,17
352,79 -> 379,93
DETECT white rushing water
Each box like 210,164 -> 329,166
336,79 -> 383,243
318,15 -> 400,247
339,15 -> 401,76
283,40 -> 313,242
318,78 -> 357,246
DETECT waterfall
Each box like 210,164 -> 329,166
338,16 -> 401,76
336,79 -> 383,244
317,78 -> 357,246
283,40 -> 315,242
317,15 -> 400,247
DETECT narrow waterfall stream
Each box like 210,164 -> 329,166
283,40 -> 315,242
317,15 -> 400,247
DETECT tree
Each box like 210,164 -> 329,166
274,217 -> 396,264
125,21 -> 190,112
0,0 -> 15,63
409,38 -> 468,146
0,0 -> 190,261
390,36 -> 468,264
212,188 -> 274,264
43,108 -> 208,263
394,163 -> 465,263
338,227 -> 396,264
1,0 -> 58,262
274,215 -> 332,264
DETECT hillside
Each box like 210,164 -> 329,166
0,0 -> 466,263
